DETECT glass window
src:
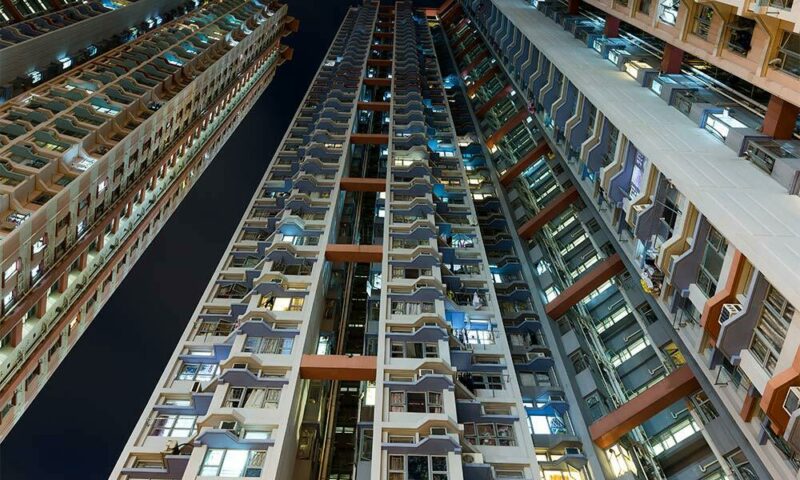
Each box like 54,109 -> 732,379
726,449 -> 758,480
696,227 -> 728,297
471,373 -> 504,390
650,418 -> 700,455
176,363 -> 218,382
243,336 -> 293,354
464,422 -> 516,446
200,449 -> 266,477
359,429 -> 373,461
692,5 -> 714,39
776,31 -> 800,78
388,455 -> 447,480
726,17 -> 755,55
528,414 -> 570,435
150,414 -> 197,437
658,0 -> 679,25
750,285 -> 795,374
196,320 -> 234,337
224,387 -> 281,408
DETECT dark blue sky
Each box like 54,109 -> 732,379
0,1 -> 350,478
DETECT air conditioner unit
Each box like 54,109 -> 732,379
219,420 -> 239,431
785,387 -> 800,414
719,303 -> 742,323
463,453 -> 484,464
419,369 -> 435,377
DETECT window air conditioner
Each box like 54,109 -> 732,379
719,303 -> 742,324
463,453 -> 484,464
785,387 -> 800,414
219,420 -> 239,431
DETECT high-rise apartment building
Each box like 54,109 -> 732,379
0,0 -> 295,441
113,0 -> 800,479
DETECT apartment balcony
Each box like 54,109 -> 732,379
382,431 -> 462,456
387,325 -> 449,345
120,453 -> 191,480
195,423 -> 275,452
387,279 -> 446,303
513,350 -> 555,373
214,366 -> 291,393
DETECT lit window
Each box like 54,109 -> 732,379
4,261 -> 18,282
176,363 -> 218,382
200,449 -> 266,477
58,56 -> 72,70
150,414 -> 197,437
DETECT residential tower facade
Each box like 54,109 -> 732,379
0,0 -> 295,441
113,0 -> 800,479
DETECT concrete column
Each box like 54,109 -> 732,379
485,107 -> 530,149
467,65 -> 501,97
517,186 -> 580,239
455,37 -> 481,61
9,323 -> 22,348
438,0 -> 456,16
300,355 -> 377,381
364,78 -> 391,87
57,273 -> 68,293
78,251 -> 88,271
461,50 -> 490,77
740,386 -> 760,422
476,84 -> 513,118
0,0 -> 22,21
545,253 -> 625,319
661,44 -> 683,74
699,249 -> 745,347
356,101 -> 391,112
350,133 -> 389,145
604,14 -> 620,38
96,233 -> 105,251
35,295 -> 47,319
761,328 -> 800,434
589,365 -> 700,448
340,178 -> 386,192
762,95 -> 799,140
111,215 -> 120,235
325,245 -> 383,263
448,17 -> 470,39
500,142 -> 552,186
